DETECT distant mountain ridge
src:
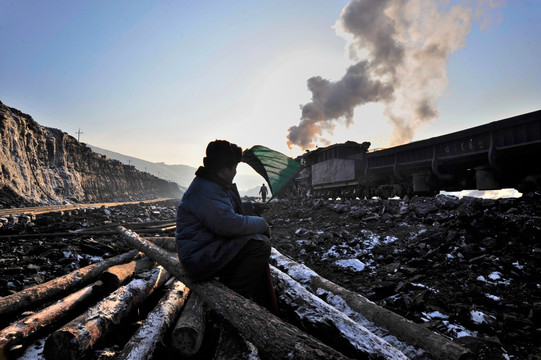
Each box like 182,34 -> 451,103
89,145 -> 195,190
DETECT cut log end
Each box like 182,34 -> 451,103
172,327 -> 199,355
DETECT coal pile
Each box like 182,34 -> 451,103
265,193 -> 541,359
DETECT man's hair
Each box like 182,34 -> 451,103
203,140 -> 242,172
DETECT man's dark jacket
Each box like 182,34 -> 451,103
175,167 -> 268,282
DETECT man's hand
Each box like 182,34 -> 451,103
263,223 -> 272,239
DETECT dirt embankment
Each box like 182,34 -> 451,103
0,101 -> 182,207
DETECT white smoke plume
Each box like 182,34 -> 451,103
287,0 -> 506,150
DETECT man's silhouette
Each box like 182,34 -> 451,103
259,183 -> 268,203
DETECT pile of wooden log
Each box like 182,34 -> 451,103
0,227 -> 472,360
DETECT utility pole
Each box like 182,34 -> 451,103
76,128 -> 84,142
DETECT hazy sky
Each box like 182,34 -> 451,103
1,0 -> 540,175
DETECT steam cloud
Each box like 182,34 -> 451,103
287,0 -> 505,150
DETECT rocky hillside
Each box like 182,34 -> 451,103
0,101 -> 182,207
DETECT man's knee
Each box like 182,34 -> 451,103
245,237 -> 271,259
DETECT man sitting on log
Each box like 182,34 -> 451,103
175,140 -> 277,312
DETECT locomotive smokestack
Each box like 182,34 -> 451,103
287,0 -> 505,151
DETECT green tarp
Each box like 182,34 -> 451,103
242,145 -> 302,196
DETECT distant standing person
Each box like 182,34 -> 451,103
259,183 -> 268,203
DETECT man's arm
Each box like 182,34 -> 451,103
190,186 -> 268,237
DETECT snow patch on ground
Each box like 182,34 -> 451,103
477,272 -> 511,286
485,293 -> 501,301
471,309 -> 496,325
512,261 -> 524,270
421,311 -> 449,321
411,283 -> 439,293
17,337 -> 46,359
320,230 -> 398,271
443,321 -> 478,338
335,259 -> 366,272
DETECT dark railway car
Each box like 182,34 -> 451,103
295,109 -> 541,198
295,141 -> 370,198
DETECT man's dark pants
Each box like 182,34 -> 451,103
218,236 -> 273,310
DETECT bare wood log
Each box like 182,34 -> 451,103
99,257 -> 155,289
145,236 -> 176,252
0,281 -> 103,359
42,267 -> 170,360
271,265 -> 408,359
117,226 -> 351,360
116,279 -> 190,360
0,250 -> 141,318
124,220 -> 176,230
137,225 -> 176,234
170,292 -> 207,357
271,248 -> 472,360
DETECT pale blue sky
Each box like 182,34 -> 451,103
1,0 -> 540,178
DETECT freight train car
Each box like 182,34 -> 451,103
294,141 -> 370,198
295,110 -> 541,198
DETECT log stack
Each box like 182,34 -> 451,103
0,227 -> 472,360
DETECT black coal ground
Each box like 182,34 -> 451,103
264,193 -> 541,359
0,195 -> 540,359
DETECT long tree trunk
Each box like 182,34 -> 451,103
43,266 -> 170,360
0,280 -> 103,359
271,248 -> 472,360
116,279 -> 190,360
146,236 -> 176,252
117,226 -> 351,360
0,250 -> 141,318
212,319 -> 261,360
271,265 -> 408,360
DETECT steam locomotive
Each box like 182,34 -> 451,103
293,110 -> 541,199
